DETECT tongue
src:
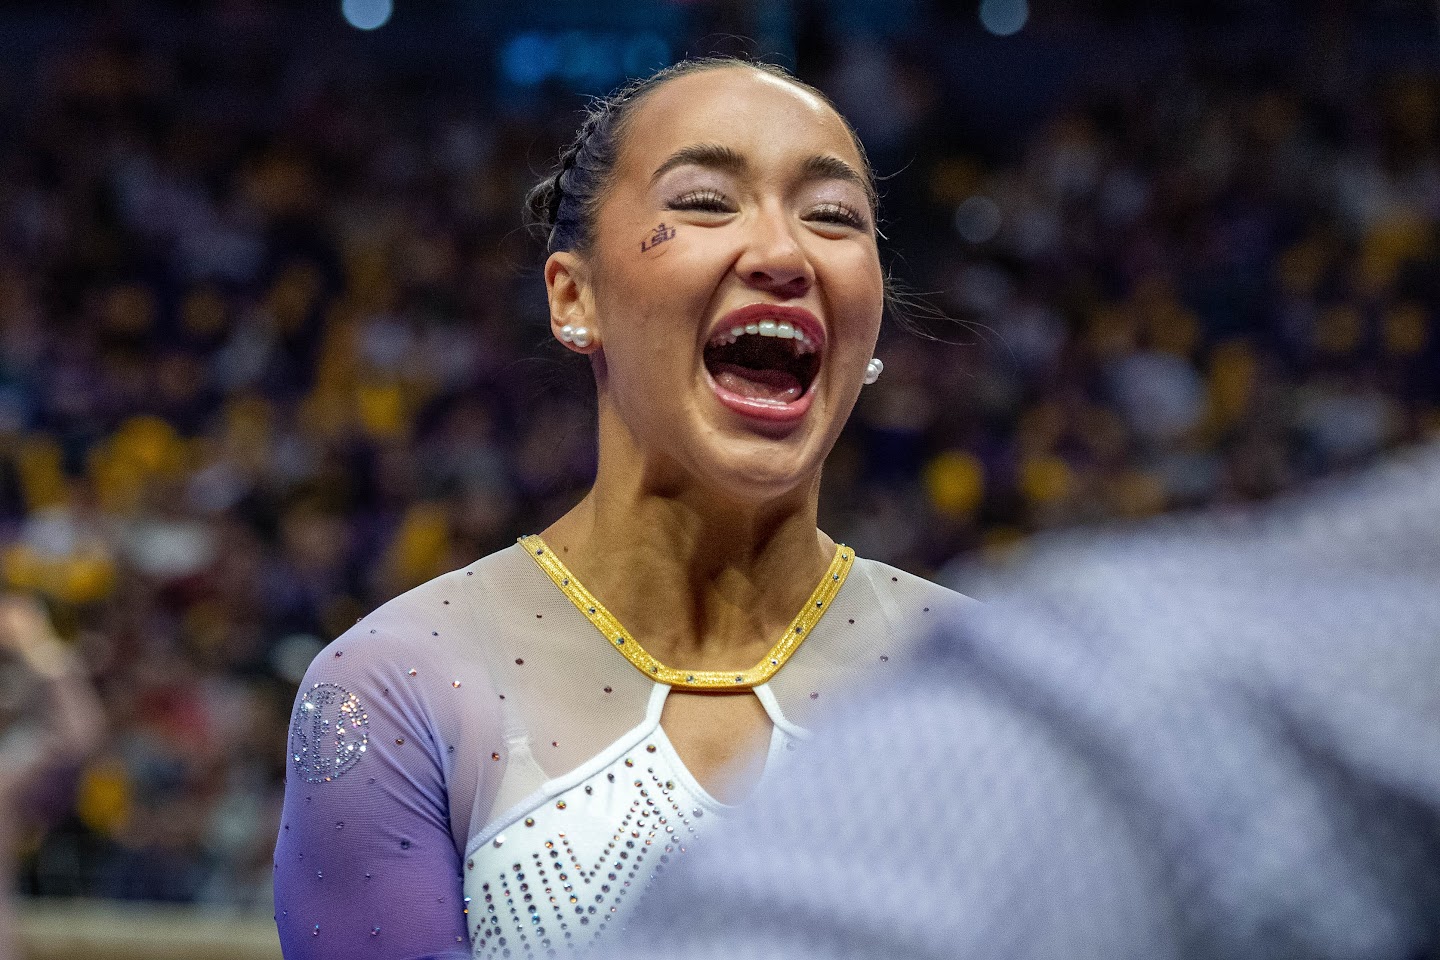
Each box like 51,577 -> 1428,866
711,362 -> 803,404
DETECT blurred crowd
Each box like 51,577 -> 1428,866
1,1 -> 1436,913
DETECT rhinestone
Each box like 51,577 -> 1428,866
880,655 -> 889,662
734,675 -> 744,683
685,674 -> 695,682
395,737 -> 405,745
556,800 -> 567,810
494,835 -> 506,848
407,668 -> 417,676
525,818 -> 535,827
692,808 -> 703,818
645,745 -> 656,753
492,752 -> 501,760
400,839 -> 411,849
452,680 -> 462,688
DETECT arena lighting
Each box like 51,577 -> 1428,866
979,0 -> 1028,36
342,0 -> 393,31
499,30 -> 671,90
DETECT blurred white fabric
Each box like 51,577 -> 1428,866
596,440 -> 1440,960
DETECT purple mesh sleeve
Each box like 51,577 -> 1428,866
274,626 -> 472,959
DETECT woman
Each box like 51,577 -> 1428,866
274,57 -> 974,958
0,596 -> 103,960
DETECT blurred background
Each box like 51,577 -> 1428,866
0,0 -> 1436,956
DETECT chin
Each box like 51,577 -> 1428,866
690,434 -> 825,507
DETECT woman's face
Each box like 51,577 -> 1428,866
549,66 -> 884,505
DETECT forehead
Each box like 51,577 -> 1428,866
616,67 -> 865,180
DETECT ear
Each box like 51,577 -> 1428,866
545,251 -> 599,353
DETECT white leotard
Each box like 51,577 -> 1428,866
464,681 -> 807,955
275,541 -> 975,958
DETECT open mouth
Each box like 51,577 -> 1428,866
703,319 -> 822,408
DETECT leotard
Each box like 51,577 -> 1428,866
273,538 -> 974,957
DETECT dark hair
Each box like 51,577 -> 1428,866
524,57 -> 878,255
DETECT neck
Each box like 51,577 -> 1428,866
541,448 -> 833,672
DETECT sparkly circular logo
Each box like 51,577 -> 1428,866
290,682 -> 369,783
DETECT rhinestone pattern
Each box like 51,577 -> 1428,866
462,730 -> 767,957
289,682 -> 369,784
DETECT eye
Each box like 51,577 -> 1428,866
807,201 -> 868,231
666,189 -> 736,214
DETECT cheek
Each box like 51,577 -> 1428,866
598,225 -> 725,321
821,249 -> 884,329
638,220 -> 679,256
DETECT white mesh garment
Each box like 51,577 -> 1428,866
274,538 -> 976,959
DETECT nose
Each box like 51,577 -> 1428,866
734,207 -> 813,299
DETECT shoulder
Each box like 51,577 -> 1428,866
330,541 -> 533,662
851,556 -> 979,621
291,545 -> 534,719
834,556 -> 979,664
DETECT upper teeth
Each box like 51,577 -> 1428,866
713,320 -> 818,353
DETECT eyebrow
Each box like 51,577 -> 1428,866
649,143 -> 748,184
649,142 -> 876,209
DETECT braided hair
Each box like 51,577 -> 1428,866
524,57 -> 877,255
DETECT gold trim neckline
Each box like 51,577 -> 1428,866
518,534 -> 854,691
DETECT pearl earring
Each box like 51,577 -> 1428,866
559,324 -> 593,349
863,357 -> 883,385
